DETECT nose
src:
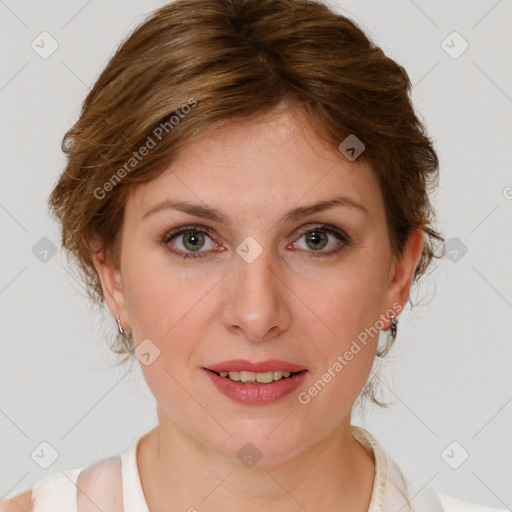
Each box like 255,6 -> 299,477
221,244 -> 291,343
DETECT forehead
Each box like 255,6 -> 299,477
125,109 -> 382,223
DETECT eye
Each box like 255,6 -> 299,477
290,224 -> 351,257
161,223 -> 351,260
162,225 -> 221,259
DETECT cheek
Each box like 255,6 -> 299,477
122,244 -> 184,332
305,259 -> 386,340
123,262 -> 171,339
296,260 -> 384,393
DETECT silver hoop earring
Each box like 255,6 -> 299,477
389,313 -> 398,342
117,313 -> 125,335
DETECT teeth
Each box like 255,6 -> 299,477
218,370 -> 294,383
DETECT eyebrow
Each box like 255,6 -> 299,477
142,195 -> 369,224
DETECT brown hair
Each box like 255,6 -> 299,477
48,0 -> 444,409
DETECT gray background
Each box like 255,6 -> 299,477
1,0 -> 511,507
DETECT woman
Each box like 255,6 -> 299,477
1,0 -> 506,511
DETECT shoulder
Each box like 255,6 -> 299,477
438,493 -> 509,512
0,467 -> 82,512
376,439 -> 506,512
0,489 -> 32,512
76,455 -> 123,510
1,455 -> 124,512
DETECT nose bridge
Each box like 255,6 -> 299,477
222,235 -> 290,340
236,240 -> 275,293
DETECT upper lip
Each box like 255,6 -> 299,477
205,359 -> 307,373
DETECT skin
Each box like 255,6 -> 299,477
93,105 -> 423,512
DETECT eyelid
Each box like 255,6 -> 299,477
162,224 -> 217,243
161,222 -> 351,258
162,223 -> 349,241
294,223 -> 350,242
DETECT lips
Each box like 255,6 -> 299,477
205,359 -> 307,373
203,367 -> 308,404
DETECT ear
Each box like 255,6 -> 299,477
383,227 -> 424,327
91,243 -> 130,331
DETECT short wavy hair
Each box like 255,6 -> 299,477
48,0 -> 444,410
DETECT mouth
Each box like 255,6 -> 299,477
204,359 -> 307,374
202,361 -> 308,404
203,359 -> 307,384
206,368 -> 306,384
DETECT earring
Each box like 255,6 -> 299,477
117,313 -> 125,335
389,313 -> 398,342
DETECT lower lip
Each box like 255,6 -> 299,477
203,369 -> 308,405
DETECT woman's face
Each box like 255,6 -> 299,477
96,108 -> 422,463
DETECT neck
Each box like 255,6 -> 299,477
137,411 -> 375,512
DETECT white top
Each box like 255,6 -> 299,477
1,425 -> 506,512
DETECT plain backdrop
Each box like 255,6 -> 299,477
1,0 -> 511,508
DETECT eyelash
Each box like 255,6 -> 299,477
161,224 -> 351,260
